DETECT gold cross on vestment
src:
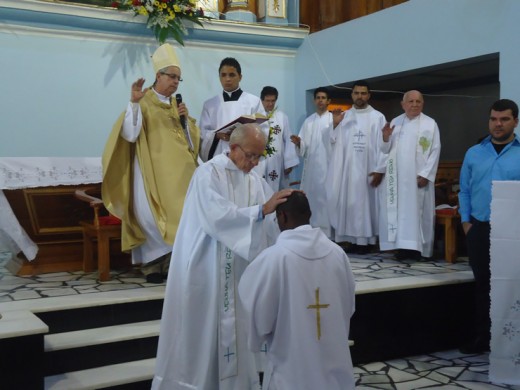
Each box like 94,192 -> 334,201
307,288 -> 330,340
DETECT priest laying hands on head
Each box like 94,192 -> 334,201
152,123 -> 296,390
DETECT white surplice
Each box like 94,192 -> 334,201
238,225 -> 356,390
152,153 -> 278,390
378,113 -> 441,257
199,92 -> 262,161
327,106 -> 386,245
259,109 -> 299,192
296,112 -> 333,237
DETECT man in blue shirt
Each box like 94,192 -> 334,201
458,98 -> 520,354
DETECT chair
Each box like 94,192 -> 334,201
74,188 -> 122,281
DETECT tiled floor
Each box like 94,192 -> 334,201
0,250 -> 471,302
356,350 -> 520,389
1,250 -> 519,389
0,251 -> 160,303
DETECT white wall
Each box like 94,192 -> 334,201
294,0 -> 520,136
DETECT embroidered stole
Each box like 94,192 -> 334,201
218,171 -> 252,380
386,114 -> 434,243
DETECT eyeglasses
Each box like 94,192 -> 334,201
236,145 -> 264,162
161,72 -> 183,82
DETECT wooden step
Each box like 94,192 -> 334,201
45,320 -> 160,352
44,358 -> 155,390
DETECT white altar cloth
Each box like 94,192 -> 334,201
0,157 -> 102,261
489,180 -> 520,385
0,157 -> 102,189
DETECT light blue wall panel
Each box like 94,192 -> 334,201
294,0 -> 520,133
0,2 -> 301,157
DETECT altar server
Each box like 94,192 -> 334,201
291,87 -> 333,237
259,86 -> 299,191
199,57 -> 262,161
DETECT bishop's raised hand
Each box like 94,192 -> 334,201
130,78 -> 149,104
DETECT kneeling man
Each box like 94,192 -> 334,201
239,192 -> 356,389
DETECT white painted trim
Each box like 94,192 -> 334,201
0,23 -> 299,56
1,0 -> 309,41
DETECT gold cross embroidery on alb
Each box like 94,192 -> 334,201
307,287 -> 330,340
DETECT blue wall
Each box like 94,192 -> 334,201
0,1 -> 302,157
3,0 -> 520,158
294,0 -> 520,134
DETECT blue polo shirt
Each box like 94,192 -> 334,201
459,134 -> 520,223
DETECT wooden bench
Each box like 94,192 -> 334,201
435,161 -> 462,263
435,212 -> 460,263
74,188 -> 122,281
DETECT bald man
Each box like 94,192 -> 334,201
153,124 -> 296,390
378,90 -> 441,260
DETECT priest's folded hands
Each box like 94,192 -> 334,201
262,188 -> 301,217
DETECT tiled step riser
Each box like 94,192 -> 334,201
45,358 -> 156,390
350,282 -> 475,364
102,380 -> 153,390
36,299 -> 163,334
45,336 -> 158,376
39,299 -> 163,388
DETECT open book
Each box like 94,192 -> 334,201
216,113 -> 268,135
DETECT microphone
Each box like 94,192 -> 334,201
175,93 -> 186,130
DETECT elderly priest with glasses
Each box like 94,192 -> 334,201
152,123 -> 295,390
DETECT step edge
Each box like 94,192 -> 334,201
44,357 -> 156,390
44,320 -> 160,351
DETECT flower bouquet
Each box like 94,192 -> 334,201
111,0 -> 208,45
264,109 -> 278,157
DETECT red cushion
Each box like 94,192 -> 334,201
98,215 -> 122,225
436,208 -> 458,216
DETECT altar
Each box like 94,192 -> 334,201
0,157 -> 107,275
489,180 -> 520,385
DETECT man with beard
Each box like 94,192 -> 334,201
328,80 -> 387,254
459,99 -> 520,354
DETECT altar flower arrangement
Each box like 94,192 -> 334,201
263,109 -> 277,157
111,0 -> 207,45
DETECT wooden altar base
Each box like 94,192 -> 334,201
7,241 -> 130,277
3,184 -> 130,276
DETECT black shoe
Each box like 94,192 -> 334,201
395,249 -> 422,261
356,245 -> 371,255
146,272 -> 164,284
459,339 -> 490,354
344,244 -> 359,254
